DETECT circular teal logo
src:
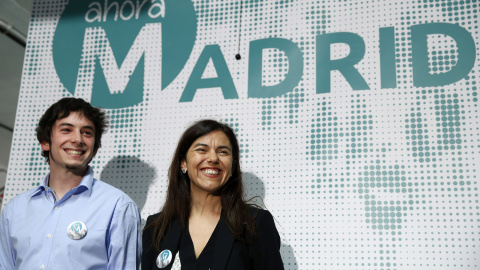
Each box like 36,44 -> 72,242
71,222 -> 82,232
157,249 -> 173,268
67,221 -> 88,240
52,0 -> 197,108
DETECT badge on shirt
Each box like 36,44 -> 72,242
67,221 -> 88,240
156,249 -> 173,268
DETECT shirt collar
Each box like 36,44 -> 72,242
30,166 -> 95,198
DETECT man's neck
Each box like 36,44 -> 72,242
48,166 -> 87,201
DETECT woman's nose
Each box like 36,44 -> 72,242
207,151 -> 219,163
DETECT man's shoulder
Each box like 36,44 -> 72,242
91,178 -> 136,204
2,186 -> 41,209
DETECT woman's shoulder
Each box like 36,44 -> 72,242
145,212 -> 161,225
246,205 -> 274,224
244,205 -> 280,246
143,212 -> 162,237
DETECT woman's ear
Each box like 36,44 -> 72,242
181,159 -> 187,173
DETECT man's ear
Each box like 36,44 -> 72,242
40,141 -> 50,151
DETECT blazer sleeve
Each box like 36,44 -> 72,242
253,209 -> 284,270
142,214 -> 160,270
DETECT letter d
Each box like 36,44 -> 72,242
412,23 -> 475,87
248,38 -> 303,98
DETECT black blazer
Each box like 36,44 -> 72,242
142,208 -> 284,270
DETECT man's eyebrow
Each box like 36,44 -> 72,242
57,123 -> 95,131
58,123 -> 74,128
82,126 -> 95,132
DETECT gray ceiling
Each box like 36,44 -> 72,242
0,0 -> 32,131
0,0 -> 33,191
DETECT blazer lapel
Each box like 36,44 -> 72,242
157,219 -> 183,270
211,213 -> 234,270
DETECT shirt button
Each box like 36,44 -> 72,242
55,206 -> 59,210
47,234 -> 52,239
40,265 -> 45,269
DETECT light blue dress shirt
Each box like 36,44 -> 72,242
0,166 -> 141,270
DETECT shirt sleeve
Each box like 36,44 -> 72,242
106,200 -> 142,270
255,210 -> 285,270
0,202 -> 16,270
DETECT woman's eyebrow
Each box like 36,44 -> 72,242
192,143 -> 208,148
217,145 -> 232,151
192,143 -> 232,151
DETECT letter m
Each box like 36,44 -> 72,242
74,23 -> 161,108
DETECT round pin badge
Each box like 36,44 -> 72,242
156,249 -> 173,269
67,221 -> 88,240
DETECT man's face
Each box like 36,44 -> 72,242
41,112 -> 97,175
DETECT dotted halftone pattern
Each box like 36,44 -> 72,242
3,0 -> 480,269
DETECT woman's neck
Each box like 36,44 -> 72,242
190,192 -> 222,218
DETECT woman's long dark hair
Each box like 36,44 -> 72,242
148,119 -> 256,250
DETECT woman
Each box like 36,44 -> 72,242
142,120 -> 284,270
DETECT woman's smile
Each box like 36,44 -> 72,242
181,130 -> 233,195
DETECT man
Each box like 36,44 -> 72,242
0,98 -> 141,269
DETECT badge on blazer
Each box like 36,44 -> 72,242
67,221 -> 87,240
156,249 -> 173,268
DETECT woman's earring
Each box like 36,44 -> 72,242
181,168 -> 187,174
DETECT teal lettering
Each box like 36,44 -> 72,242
316,32 -> 369,93
180,45 -> 239,102
248,38 -> 303,98
74,24 -> 161,108
379,27 -> 397,89
90,56 -> 145,108
411,23 -> 476,87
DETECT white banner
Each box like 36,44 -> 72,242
4,0 -> 480,269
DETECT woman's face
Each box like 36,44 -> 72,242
181,130 -> 234,195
